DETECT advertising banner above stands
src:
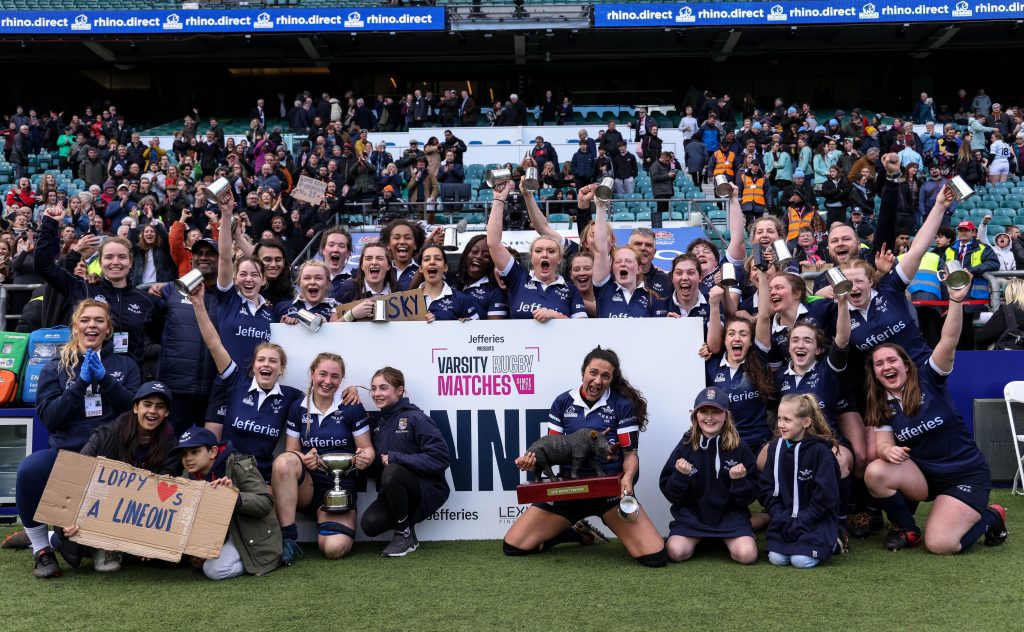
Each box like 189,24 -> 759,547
595,1 -> 1024,27
0,7 -> 445,35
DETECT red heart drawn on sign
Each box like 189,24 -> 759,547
157,481 -> 178,502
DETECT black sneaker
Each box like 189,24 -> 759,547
834,525 -> 850,555
53,529 -> 83,569
985,505 -> 1008,546
280,539 -> 304,566
382,529 -> 418,557
845,512 -> 873,539
572,519 -> 609,545
34,547 -> 61,579
884,525 -> 922,551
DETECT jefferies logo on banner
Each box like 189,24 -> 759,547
272,318 -> 704,540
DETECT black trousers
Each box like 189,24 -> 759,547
361,463 -> 423,537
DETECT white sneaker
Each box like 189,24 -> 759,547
93,549 -> 122,572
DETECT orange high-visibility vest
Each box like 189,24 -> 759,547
741,172 -> 765,205
713,149 -> 735,177
786,206 -> 815,241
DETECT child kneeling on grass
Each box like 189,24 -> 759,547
760,394 -> 841,569
659,387 -> 759,564
177,428 -> 282,580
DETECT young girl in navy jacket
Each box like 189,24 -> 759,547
660,387 -> 759,564
760,393 -> 841,569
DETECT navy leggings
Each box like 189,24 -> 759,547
16,448 -> 60,529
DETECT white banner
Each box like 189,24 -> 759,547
272,318 -> 703,540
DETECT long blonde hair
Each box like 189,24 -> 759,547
1004,278 -> 1024,309
779,393 -> 837,448
60,300 -> 112,381
688,408 -> 741,451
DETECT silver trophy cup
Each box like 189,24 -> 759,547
173,269 -> 204,297
618,495 -> 640,522
202,177 -> 233,205
295,309 -> 324,333
938,260 -> 972,290
320,453 -> 357,513
720,262 -> 737,287
825,268 -> 852,297
522,167 -> 540,192
771,239 -> 794,268
713,174 -> 732,198
443,227 -> 459,251
372,299 -> 388,323
595,177 -> 615,202
485,168 -> 511,188
944,176 -> 976,202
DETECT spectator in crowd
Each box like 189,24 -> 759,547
530,136 -> 558,174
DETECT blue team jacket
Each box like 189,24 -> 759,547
370,397 -> 451,523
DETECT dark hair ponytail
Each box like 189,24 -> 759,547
581,346 -> 649,431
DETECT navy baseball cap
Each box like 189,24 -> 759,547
190,237 -> 218,254
174,427 -> 220,452
694,386 -> 729,412
133,381 -> 172,405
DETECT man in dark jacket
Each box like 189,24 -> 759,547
153,238 -> 219,433
78,146 -> 106,189
611,141 -> 639,194
649,151 -> 676,226
11,125 -> 30,179
530,136 -> 559,174
540,90 -> 557,125
177,427 -> 281,578
441,130 -> 467,165
639,125 -> 663,170
506,94 -> 528,126
570,141 -> 597,188
601,121 -> 624,155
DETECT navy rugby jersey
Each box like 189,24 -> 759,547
422,283 -> 480,321
848,266 -> 931,367
498,258 -> 587,319
216,283 -> 272,366
457,276 -> 508,318
394,261 -> 420,291
879,360 -> 988,476
705,342 -> 772,450
593,276 -> 664,318
287,393 -> 369,489
768,299 -> 833,368
272,296 -> 339,323
547,388 -> 639,476
774,344 -> 848,434
217,362 -> 302,481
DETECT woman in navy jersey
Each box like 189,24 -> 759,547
379,220 -> 426,290
334,243 -> 401,321
273,260 -> 338,324
452,234 -> 508,319
705,269 -> 776,455
660,387 -> 759,564
15,299 -> 141,578
569,252 -> 597,318
214,199 -> 272,366
590,197 -> 664,318
271,352 -> 374,565
503,347 -> 667,567
186,283 -> 301,483
411,245 -> 479,322
487,180 -> 587,321
842,186 -> 952,366
765,272 -> 831,368
665,255 -> 724,349
863,276 -> 1008,554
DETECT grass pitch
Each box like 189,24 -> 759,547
2,491 -> 1020,632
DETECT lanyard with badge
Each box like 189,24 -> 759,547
84,383 -> 103,418
113,332 -> 128,354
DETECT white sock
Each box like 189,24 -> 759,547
26,525 -> 50,554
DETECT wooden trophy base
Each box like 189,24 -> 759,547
516,475 -> 622,504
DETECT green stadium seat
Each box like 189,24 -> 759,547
634,210 -> 652,221
612,211 -> 636,222
548,213 -> 571,223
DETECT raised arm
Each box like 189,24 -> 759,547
486,180 -> 513,273
834,292 -> 850,349
522,180 -> 562,242
706,285 -> 724,354
217,198 -> 234,289
979,215 -> 993,246
931,276 -> 968,373
592,190 -> 611,284
184,284 -> 232,375
899,185 -> 953,279
726,183 -> 746,262
754,269 -> 772,350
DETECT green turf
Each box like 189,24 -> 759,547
2,491 -> 1021,631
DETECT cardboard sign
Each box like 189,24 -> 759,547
34,451 -> 237,563
291,175 -> 328,205
337,287 -> 429,322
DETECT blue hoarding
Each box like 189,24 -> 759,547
0,7 -> 444,35
595,1 -> 1024,27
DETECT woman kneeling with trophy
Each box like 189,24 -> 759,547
503,347 -> 668,567
271,353 -> 375,565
